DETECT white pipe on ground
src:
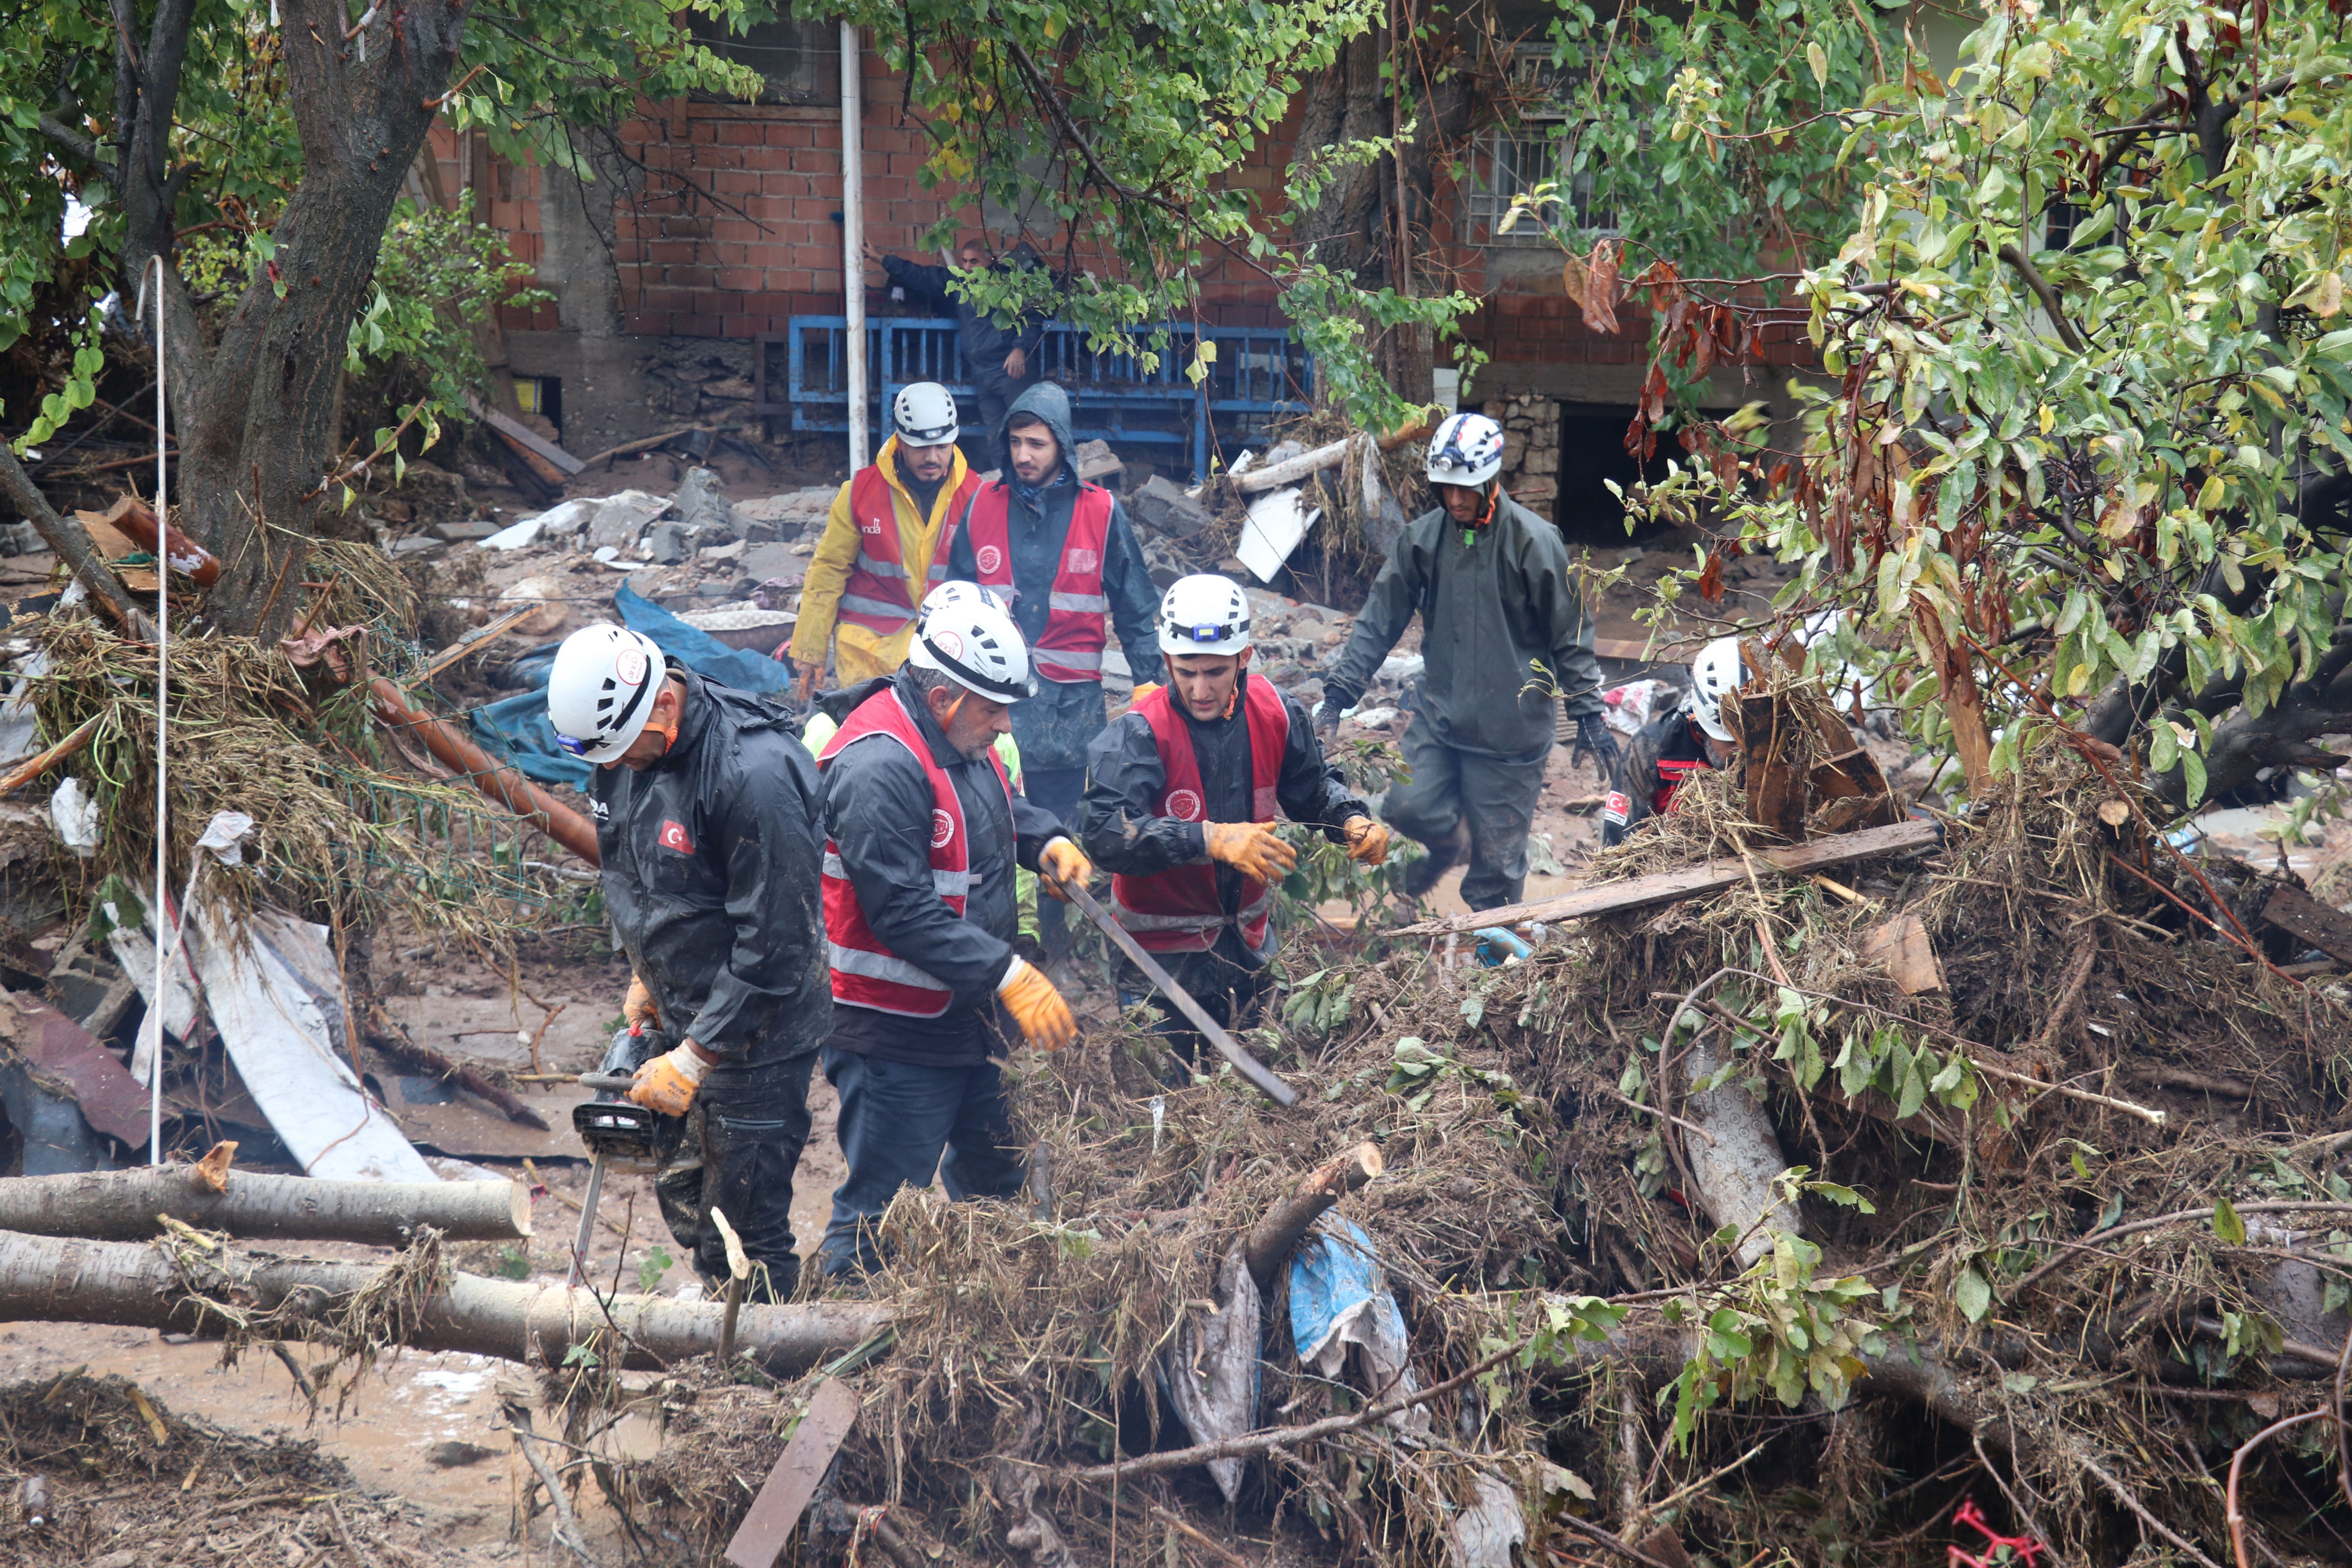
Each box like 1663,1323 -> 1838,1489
840,20 -> 868,471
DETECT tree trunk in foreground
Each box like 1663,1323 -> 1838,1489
0,1232 -> 891,1374
0,1167 -> 529,1245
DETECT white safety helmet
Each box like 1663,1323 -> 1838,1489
891,381 -> 960,448
1425,412 -> 1506,489
916,578 -> 1008,636
1685,636 -> 1751,743
547,624 -> 669,763
909,595 -> 1034,702
1158,574 -> 1252,658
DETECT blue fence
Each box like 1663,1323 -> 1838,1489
752,317 -> 1313,480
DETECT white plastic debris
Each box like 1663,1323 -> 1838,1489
1237,487 -> 1320,583
47,777 -> 98,857
476,516 -> 544,551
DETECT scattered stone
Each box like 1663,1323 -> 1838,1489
1129,474 -> 1214,539
644,521 -> 691,566
671,466 -> 739,548
585,490 -> 672,552
430,519 -> 503,544
426,1440 -> 500,1468
1075,439 -> 1124,484
739,541 -> 801,583
736,486 -> 836,543
388,535 -> 445,558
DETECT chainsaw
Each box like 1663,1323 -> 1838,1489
566,1022 -> 690,1286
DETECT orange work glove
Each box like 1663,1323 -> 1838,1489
1343,815 -> 1390,867
624,975 -> 660,1030
792,666 -> 818,704
628,1040 -> 708,1116
997,956 -> 1077,1051
1129,682 -> 1163,707
1036,835 -> 1093,902
1202,821 -> 1299,882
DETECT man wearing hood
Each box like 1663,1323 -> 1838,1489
863,236 -> 1048,451
944,381 -> 1165,966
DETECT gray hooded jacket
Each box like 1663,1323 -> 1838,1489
1325,493 -> 1605,759
945,381 -> 1165,771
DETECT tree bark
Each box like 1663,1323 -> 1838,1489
1244,1143 -> 1384,1290
1681,1033 -> 1804,1268
0,1165 -> 529,1245
0,1231 -> 891,1374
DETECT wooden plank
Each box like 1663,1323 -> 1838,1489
724,1378 -> 860,1568
2259,884 -> 2352,965
1394,818 -> 1942,936
1729,688 -> 1808,842
475,403 -> 584,475
1858,912 -> 1945,995
1593,636 -> 1700,664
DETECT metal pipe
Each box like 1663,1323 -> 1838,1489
366,677 -> 603,866
840,19 -> 868,470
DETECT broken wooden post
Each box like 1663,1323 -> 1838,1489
1245,1143 -> 1383,1290
0,1162 -> 531,1244
2259,883 -> 2352,966
724,1378 -> 861,1568
1725,685 -> 1809,842
0,1231 -> 893,1373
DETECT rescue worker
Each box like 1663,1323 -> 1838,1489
789,382 -> 983,699
812,591 -> 1091,1279
1319,412 -> 1617,913
944,381 -> 1164,969
1080,575 -> 1387,1064
1602,638 -> 1749,847
862,236 -> 1049,448
545,624 -> 829,1301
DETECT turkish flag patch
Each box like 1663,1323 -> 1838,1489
657,819 -> 695,854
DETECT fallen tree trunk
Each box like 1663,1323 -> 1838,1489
1244,1143 -> 1383,1290
0,1165 -> 530,1244
0,1231 -> 891,1373
1681,1033 -> 1803,1268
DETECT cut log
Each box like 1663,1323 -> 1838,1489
1396,819 -> 1942,936
0,1231 -> 891,1374
1682,1033 -> 1803,1268
0,1164 -> 529,1244
1244,1143 -> 1383,1290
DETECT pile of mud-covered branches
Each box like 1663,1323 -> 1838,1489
564,695 -> 2352,1567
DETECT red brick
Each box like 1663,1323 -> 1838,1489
642,287 -> 693,312
675,314 -> 723,336
716,121 -> 764,146
668,266 -> 719,289
775,269 -> 816,293
722,314 -> 761,337
716,266 -> 762,290
769,123 -> 816,148
711,169 -> 761,195
623,313 -> 670,335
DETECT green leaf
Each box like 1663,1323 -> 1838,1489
1955,1265 -> 1992,1323
2213,1197 -> 2247,1246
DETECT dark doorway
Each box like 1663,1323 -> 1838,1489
1553,406 -> 1676,546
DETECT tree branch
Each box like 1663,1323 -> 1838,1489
37,113 -> 100,167
1996,242 -> 2087,353
0,443 -> 160,638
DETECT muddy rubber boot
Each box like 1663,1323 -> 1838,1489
1402,820 -> 1472,900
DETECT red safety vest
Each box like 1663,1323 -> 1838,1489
817,686 -> 1010,1016
953,483 -> 1114,683
1110,679 -> 1290,954
835,461 -> 983,637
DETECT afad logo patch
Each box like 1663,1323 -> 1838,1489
1065,548 -> 1100,576
658,819 -> 695,854
975,544 -> 1005,576
1163,788 -> 1203,822
930,808 -> 957,849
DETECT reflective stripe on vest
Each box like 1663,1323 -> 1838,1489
816,686 -> 1010,1015
953,482 -> 1115,683
1109,678 -> 1290,954
835,465 -> 980,638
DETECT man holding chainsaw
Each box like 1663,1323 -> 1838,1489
1080,575 -> 1385,1066
811,590 -> 1090,1279
545,623 -> 830,1302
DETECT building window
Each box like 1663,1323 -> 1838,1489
687,17 -> 842,107
1463,49 -> 1613,247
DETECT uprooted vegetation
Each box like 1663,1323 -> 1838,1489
477,743 -> 2348,1566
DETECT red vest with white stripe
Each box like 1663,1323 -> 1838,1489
817,686 -> 1011,1015
836,463 -> 983,637
955,483 -> 1114,683
1110,679 -> 1290,954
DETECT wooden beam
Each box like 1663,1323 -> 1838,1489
1393,818 -> 1942,936
473,401 -> 583,475
2259,883 -> 2352,966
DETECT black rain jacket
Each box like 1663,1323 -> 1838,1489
589,668 -> 831,1080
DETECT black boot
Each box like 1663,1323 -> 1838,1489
1402,820 -> 1472,899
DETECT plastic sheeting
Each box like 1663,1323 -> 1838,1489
1161,1240 -> 1260,1501
1287,1215 -> 1430,1436
468,584 -> 797,787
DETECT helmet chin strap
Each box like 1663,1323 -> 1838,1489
642,677 -> 683,756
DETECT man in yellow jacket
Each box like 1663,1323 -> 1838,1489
789,382 -> 982,699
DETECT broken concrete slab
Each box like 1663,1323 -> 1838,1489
672,467 -> 739,546
430,519 -> 505,544
1129,474 -> 1214,539
585,489 -> 673,551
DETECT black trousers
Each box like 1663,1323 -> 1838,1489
653,1051 -> 817,1301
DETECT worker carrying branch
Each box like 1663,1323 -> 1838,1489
1320,412 -> 1615,912
1080,574 -> 1385,1068
1602,637 -> 1750,847
811,586 -> 1090,1279
545,624 -> 830,1301
789,381 -> 982,696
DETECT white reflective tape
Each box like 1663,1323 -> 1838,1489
1035,649 -> 1105,673
838,593 -> 914,621
826,851 -> 970,897
828,943 -> 951,990
855,553 -> 909,579
1049,592 -> 1109,613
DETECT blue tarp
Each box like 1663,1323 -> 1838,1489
465,585 -> 794,787
1288,1216 -> 1410,1370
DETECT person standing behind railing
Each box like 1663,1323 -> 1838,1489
862,235 -> 1049,457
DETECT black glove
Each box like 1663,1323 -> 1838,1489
1315,686 -> 1357,739
1572,711 -> 1621,776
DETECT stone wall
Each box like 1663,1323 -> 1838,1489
1483,394 -> 1560,518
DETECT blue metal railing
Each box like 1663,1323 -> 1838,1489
753,317 -> 1313,480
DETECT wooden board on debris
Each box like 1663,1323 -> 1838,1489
1397,818 -> 1941,937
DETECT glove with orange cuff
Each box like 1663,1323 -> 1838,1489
998,955 -> 1078,1051
1036,835 -> 1094,902
624,975 -> 660,1029
1342,815 -> 1390,866
628,1040 -> 708,1116
1202,821 -> 1299,882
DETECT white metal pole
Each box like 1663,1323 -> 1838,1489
147,256 -> 170,1166
840,19 -> 868,471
